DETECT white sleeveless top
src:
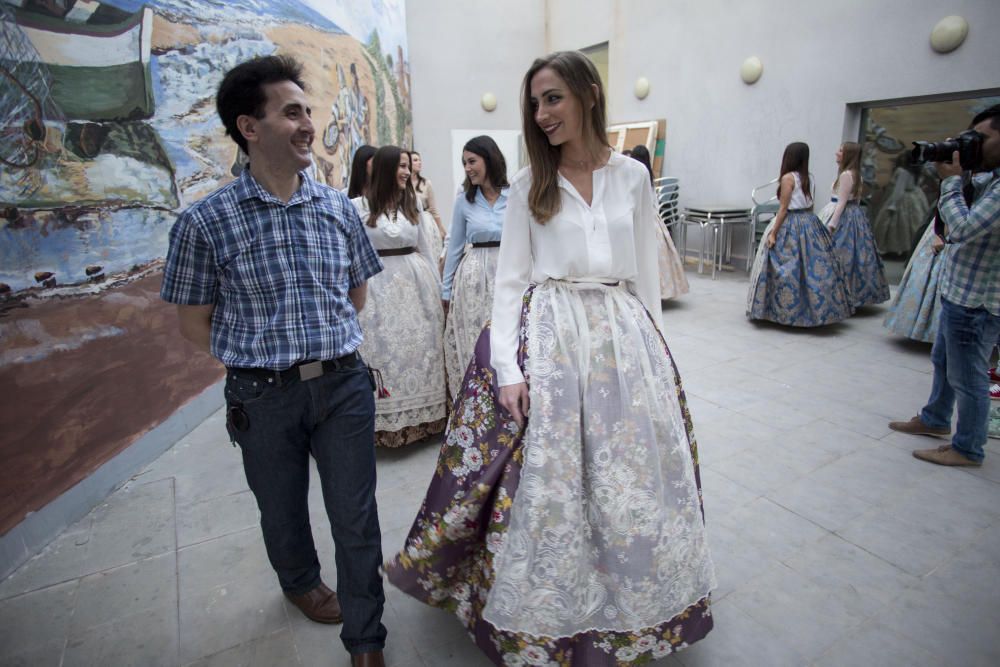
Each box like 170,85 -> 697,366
789,172 -> 812,210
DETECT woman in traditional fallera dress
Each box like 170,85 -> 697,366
818,141 -> 890,308
872,152 -> 930,256
628,144 -> 690,300
410,150 -> 448,261
747,142 -> 854,326
441,135 -> 510,399
883,220 -> 945,342
386,51 -> 716,666
350,146 -> 447,448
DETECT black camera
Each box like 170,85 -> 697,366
911,130 -> 984,170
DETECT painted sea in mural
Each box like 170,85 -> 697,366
0,0 -> 411,535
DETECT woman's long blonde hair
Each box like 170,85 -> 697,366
836,142 -> 862,199
521,51 -> 608,224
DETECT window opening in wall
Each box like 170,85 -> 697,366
857,90 -> 1000,284
580,42 -> 609,98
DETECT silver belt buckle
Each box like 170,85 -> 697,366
298,360 -> 324,381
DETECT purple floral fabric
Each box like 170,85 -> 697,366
385,288 -> 713,666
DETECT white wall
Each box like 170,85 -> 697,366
544,0 -> 612,52
611,0 -> 1000,214
406,0 -> 544,228
408,0 -> 1000,253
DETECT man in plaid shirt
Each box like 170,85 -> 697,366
161,56 -> 387,667
891,105 -> 1000,468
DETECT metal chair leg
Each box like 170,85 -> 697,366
711,225 -> 719,279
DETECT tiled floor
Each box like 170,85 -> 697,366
3,272 -> 1000,666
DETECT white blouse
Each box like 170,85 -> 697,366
490,152 -> 662,387
350,196 -> 434,261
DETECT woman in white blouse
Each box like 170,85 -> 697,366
409,150 -> 447,260
386,51 -> 715,666
350,146 -> 447,448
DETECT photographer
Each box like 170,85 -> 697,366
889,104 -> 1000,466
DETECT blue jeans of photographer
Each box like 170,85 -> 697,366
225,355 -> 386,655
920,298 -> 1000,462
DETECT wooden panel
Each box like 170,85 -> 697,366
607,119 -> 667,176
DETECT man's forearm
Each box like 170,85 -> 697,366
177,305 -> 214,355
349,283 -> 367,312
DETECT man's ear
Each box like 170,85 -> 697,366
236,114 -> 257,146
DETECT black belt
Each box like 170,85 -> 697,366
472,241 -> 501,248
229,351 -> 361,386
789,207 -> 813,213
378,246 -> 415,257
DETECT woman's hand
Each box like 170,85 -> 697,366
766,229 -> 777,248
498,382 -> 529,428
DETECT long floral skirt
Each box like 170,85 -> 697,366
444,245 -> 499,399
420,211 -> 445,262
883,223 -> 943,343
656,224 -> 690,300
830,203 -> 890,308
358,253 -> 448,448
747,211 -> 854,327
386,281 -> 716,666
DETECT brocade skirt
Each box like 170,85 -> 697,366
830,203 -> 890,308
747,211 -> 854,327
883,223 -> 943,343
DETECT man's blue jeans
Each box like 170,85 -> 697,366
920,298 -> 1000,462
225,355 -> 386,655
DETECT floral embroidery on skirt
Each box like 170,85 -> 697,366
386,283 -> 715,666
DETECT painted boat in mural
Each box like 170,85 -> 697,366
1,0 -> 154,121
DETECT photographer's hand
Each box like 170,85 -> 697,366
936,150 -> 962,179
931,234 -> 945,255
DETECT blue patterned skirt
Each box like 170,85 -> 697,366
747,210 -> 854,327
831,203 -> 890,307
883,223 -> 943,343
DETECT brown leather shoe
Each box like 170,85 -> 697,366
351,650 -> 386,667
913,444 -> 982,467
889,415 -> 951,437
284,582 -> 343,624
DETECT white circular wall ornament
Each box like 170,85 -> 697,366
481,92 -> 497,112
634,76 -> 650,100
740,56 -> 763,84
930,16 -> 969,53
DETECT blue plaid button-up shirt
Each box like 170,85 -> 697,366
939,168 -> 1000,316
161,168 -> 383,369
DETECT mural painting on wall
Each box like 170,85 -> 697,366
0,0 -> 411,536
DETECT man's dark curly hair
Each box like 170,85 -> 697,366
216,55 -> 307,153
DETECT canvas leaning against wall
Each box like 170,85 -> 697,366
0,0 -> 412,536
